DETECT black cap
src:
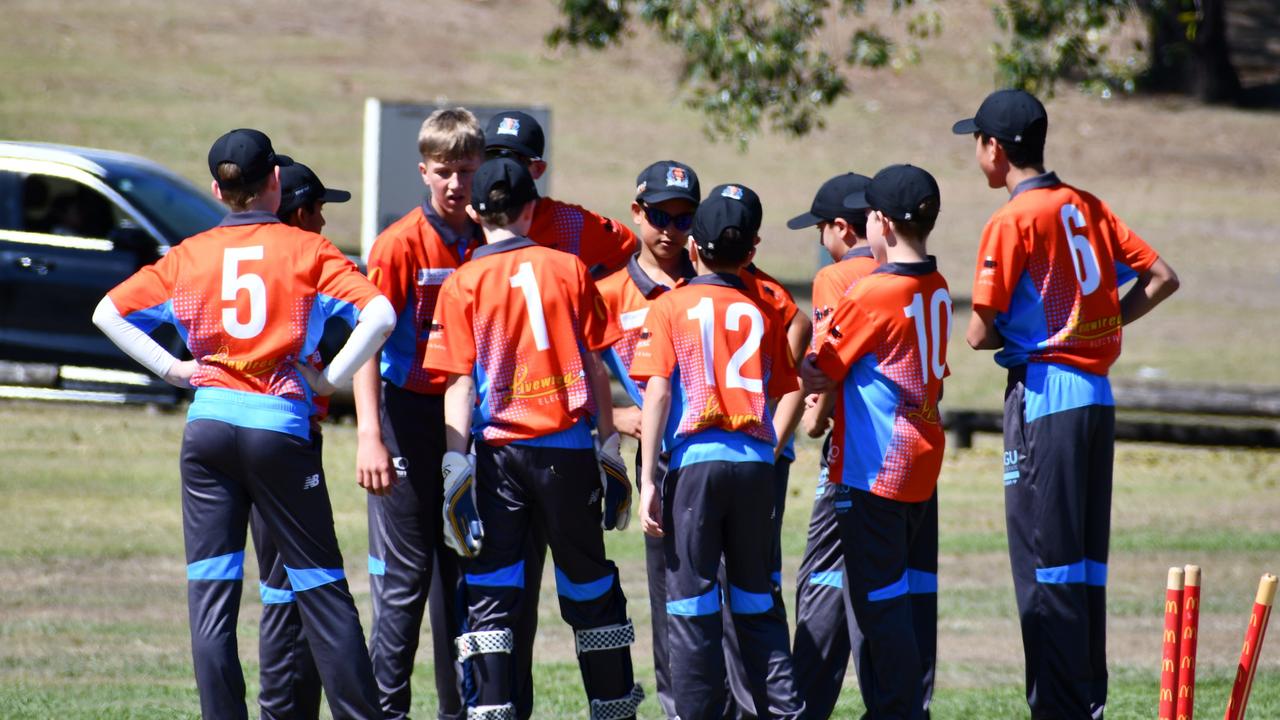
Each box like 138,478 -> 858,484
484,111 -> 545,160
786,172 -> 872,229
707,183 -> 762,238
635,161 -> 701,205
951,89 -> 1048,146
208,129 -> 292,188
844,164 -> 940,224
692,194 -> 756,262
471,157 -> 539,215
277,162 -> 351,218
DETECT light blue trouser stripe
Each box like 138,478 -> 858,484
187,551 -> 245,581
368,555 -> 386,576
260,582 -> 295,605
729,585 -> 774,614
906,569 -> 938,594
667,586 -> 721,617
1086,560 -> 1107,586
284,566 -> 345,592
809,571 -> 843,589
465,560 -> 525,589
867,571 -> 910,602
554,566 -> 614,602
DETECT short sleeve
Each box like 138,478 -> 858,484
578,264 -> 622,352
767,314 -> 799,399
971,215 -> 1027,313
107,251 -> 179,332
314,237 -> 382,311
1105,204 -> 1159,275
365,229 -> 413,314
422,276 -> 476,376
813,295 -> 879,383
628,299 -> 675,382
581,211 -> 638,276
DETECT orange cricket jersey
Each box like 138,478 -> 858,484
423,237 -> 620,445
972,173 -> 1159,375
366,204 -> 480,394
811,247 -> 879,351
814,259 -> 951,502
107,211 -> 382,437
529,197 -> 638,277
596,253 -> 696,406
740,263 -> 800,328
630,273 -> 798,462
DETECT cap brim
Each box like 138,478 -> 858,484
785,212 -> 824,230
274,154 -> 295,167
951,118 -> 979,135
842,191 -> 870,210
321,188 -> 351,204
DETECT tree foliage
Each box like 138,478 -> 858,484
547,0 -> 1235,142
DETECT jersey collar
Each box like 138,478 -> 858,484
687,272 -> 748,290
1009,171 -> 1061,200
471,235 -> 539,260
218,210 -> 283,227
874,255 -> 938,277
626,251 -> 696,297
422,197 -> 482,251
841,246 -> 874,261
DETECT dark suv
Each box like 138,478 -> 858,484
0,142 -> 352,409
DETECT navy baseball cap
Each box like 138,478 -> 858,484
952,89 -> 1048,146
635,160 -> 701,205
471,157 -> 539,214
277,162 -> 350,218
208,129 -> 292,188
484,111 -> 545,160
786,172 -> 872,229
844,164 -> 940,224
692,193 -> 755,261
707,183 -> 762,238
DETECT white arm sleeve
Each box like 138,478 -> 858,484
92,296 -> 180,381
321,295 -> 395,389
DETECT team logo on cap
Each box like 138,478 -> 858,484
721,185 -> 744,200
496,117 -> 520,136
666,166 -> 689,189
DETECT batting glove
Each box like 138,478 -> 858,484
596,432 -> 632,531
441,451 -> 483,558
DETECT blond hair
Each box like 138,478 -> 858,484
417,108 -> 485,163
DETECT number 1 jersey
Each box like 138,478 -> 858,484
813,260 -> 950,502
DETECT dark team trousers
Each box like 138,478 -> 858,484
722,458 -> 794,719
1004,371 -> 1114,720
465,441 -> 635,710
250,480 -> 322,719
181,419 -> 380,720
836,488 -> 936,720
635,449 -> 678,719
366,383 -> 544,719
663,459 -> 804,720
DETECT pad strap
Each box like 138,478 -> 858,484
455,629 -> 513,661
467,703 -> 515,720
590,684 -> 645,720
575,619 -> 636,656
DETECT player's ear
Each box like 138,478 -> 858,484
833,217 -> 851,237
528,160 -> 547,180
631,201 -> 646,226
211,180 -> 223,202
465,204 -> 481,224
268,166 -> 281,192
745,246 -> 757,265
418,161 -> 431,188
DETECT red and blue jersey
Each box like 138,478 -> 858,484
423,237 -> 619,447
596,252 -> 696,406
972,173 -> 1160,422
811,247 -> 878,350
107,211 -> 384,439
366,203 -> 480,394
629,273 -> 798,469
814,259 -> 950,502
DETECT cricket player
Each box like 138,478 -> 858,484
954,89 -> 1180,719
93,128 -> 394,719
424,157 -> 642,720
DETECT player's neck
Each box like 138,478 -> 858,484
431,198 -> 473,236
482,227 -> 520,244
637,249 -> 683,287
1004,164 -> 1046,195
884,237 -> 927,264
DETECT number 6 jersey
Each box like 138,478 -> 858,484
813,259 -> 951,503
106,211 -> 384,437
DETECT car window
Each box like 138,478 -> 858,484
4,172 -> 125,239
106,167 -> 223,242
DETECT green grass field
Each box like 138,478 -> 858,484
1,401 -> 1277,718
3,0 -> 1279,716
